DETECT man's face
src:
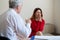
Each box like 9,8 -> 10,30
17,5 -> 22,13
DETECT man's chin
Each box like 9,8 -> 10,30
18,12 -> 20,14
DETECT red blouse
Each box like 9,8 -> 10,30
29,19 -> 45,37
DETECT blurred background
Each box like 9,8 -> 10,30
0,0 -> 60,36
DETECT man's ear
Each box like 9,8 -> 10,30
16,6 -> 19,12
16,6 -> 19,10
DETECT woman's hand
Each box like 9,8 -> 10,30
36,31 -> 43,36
39,17 -> 43,22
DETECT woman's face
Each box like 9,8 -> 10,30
35,10 -> 41,19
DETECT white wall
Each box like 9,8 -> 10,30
0,0 -> 9,14
54,0 -> 60,34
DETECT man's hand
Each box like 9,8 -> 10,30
25,19 -> 31,24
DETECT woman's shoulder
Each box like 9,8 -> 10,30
30,18 -> 36,23
30,18 -> 34,21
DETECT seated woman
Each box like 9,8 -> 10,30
29,8 -> 45,37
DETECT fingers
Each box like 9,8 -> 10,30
25,18 -> 31,24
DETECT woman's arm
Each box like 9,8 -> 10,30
39,19 -> 45,32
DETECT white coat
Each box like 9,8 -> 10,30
0,8 -> 31,40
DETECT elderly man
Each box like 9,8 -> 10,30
0,0 -> 31,40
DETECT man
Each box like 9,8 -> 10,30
0,0 -> 31,40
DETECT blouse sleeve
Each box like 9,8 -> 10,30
39,19 -> 45,32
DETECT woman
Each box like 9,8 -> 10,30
29,8 -> 45,37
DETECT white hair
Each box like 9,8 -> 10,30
9,0 -> 23,8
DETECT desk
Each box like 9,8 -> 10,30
30,36 -> 60,40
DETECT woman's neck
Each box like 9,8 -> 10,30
35,18 -> 40,21
35,18 -> 42,22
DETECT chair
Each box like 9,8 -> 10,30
0,36 -> 10,40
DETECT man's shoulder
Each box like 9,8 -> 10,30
0,9 -> 15,20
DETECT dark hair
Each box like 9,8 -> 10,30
31,8 -> 43,19
9,1 -> 18,8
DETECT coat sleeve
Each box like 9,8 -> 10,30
5,15 -> 31,39
12,16 -> 31,38
16,21 -> 31,38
